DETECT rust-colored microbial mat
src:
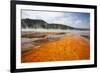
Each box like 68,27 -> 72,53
21,33 -> 90,63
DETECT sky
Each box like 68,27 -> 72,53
21,10 -> 90,29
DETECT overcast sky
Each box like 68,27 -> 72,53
21,10 -> 90,29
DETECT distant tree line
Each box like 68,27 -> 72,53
21,18 -> 89,30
